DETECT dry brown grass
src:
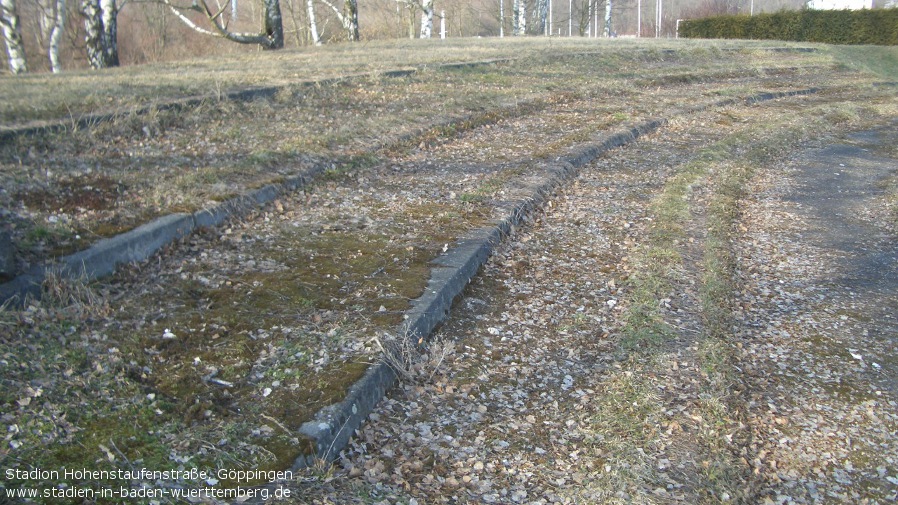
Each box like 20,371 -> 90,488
0,37 -> 832,127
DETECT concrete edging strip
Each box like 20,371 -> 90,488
292,87 -> 821,468
0,165 -> 326,305
293,117 -> 669,467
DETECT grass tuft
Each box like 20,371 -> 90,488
374,329 -> 455,385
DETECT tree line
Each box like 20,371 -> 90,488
2,0 -> 805,74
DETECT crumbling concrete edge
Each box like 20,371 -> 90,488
292,86 -> 822,468
0,165 -> 326,306
0,90 -> 567,305
293,118 -> 668,467
0,59 -> 509,143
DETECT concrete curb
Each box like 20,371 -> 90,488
292,87 -> 821,468
0,77 -> 390,143
0,59 -> 511,143
293,117 -> 667,467
0,164 -> 326,305
0,89 -> 549,306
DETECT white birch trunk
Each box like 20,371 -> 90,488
1,0 -> 27,73
512,0 -> 525,35
603,0 -> 611,37
83,0 -> 118,68
100,0 -> 118,65
82,0 -> 103,67
48,0 -> 66,72
536,0 -> 547,35
344,0 -> 358,40
499,0 -> 504,37
419,0 -> 433,38
306,0 -> 321,44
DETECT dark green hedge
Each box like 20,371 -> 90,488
679,8 -> 898,45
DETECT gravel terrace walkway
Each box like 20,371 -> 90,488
291,84 -> 898,503
736,122 -> 898,503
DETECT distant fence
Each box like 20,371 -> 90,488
679,8 -> 898,45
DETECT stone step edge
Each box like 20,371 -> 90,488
0,166 -> 324,305
292,87 -> 821,468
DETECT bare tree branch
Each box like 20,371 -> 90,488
154,0 -> 282,47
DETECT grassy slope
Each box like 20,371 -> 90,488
0,37 -> 822,127
1,38 -> 895,502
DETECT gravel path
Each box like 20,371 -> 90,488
736,122 -> 898,503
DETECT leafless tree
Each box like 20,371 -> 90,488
317,0 -> 357,40
161,0 -> 284,48
602,0 -> 610,36
512,0 -> 524,33
82,0 -> 118,68
419,0 -> 432,36
305,0 -> 320,43
533,0 -> 546,33
36,0 -> 67,71
1,0 -> 28,72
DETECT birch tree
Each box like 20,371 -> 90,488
603,0 -> 610,36
317,0 -> 358,41
306,0 -> 320,44
534,0 -> 547,34
419,0 -> 432,37
163,0 -> 284,48
42,0 -> 66,72
512,0 -> 524,34
1,0 -> 27,73
343,0 -> 358,40
498,0 -> 503,36
82,0 -> 119,68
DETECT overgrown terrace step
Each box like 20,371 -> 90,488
0,71 -> 819,306
292,87 -> 819,467
0,81 -> 813,492
0,58 -> 514,142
